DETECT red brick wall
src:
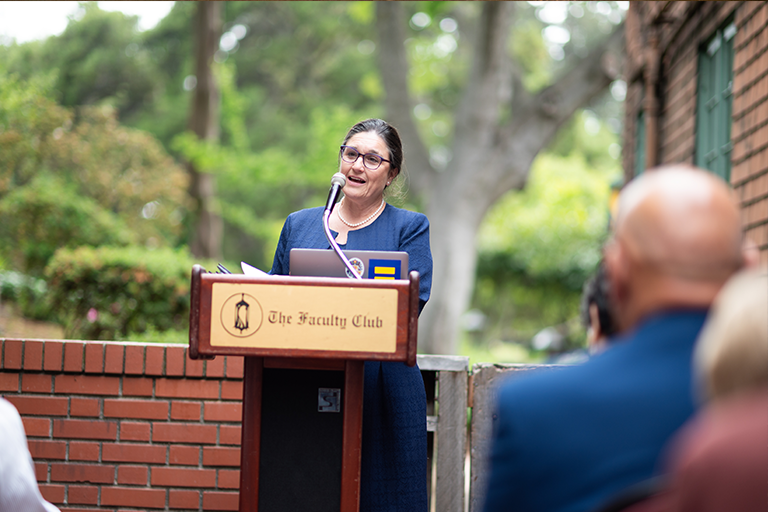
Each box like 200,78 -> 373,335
732,1 -> 768,266
624,1 -> 768,265
0,338 -> 244,512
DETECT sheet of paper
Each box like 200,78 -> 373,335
241,261 -> 271,276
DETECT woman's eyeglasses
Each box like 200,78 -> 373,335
340,145 -> 391,170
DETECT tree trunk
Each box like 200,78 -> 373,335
376,2 -> 624,354
188,1 -> 223,260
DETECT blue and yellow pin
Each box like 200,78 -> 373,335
368,259 -> 402,280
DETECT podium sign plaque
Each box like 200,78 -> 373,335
190,266 -> 419,365
209,282 -> 398,353
188,265 -> 420,512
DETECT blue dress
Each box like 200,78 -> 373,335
270,204 -> 432,512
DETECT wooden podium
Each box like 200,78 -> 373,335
188,265 -> 420,512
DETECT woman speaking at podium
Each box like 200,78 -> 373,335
270,118 -> 432,511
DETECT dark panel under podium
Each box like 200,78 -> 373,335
258,368 -> 345,512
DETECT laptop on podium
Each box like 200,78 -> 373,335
289,248 -> 408,280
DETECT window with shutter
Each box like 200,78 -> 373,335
695,20 -> 736,181
635,109 -> 646,176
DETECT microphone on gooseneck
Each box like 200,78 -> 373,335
321,171 -> 361,279
325,172 -> 346,213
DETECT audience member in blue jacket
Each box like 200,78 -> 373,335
482,165 -> 745,512
270,118 -> 432,512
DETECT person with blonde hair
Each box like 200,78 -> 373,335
693,267 -> 768,402
651,267 -> 768,512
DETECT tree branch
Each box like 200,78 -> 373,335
492,23 -> 626,198
453,2 -> 514,150
509,62 -> 532,120
375,2 -> 435,200
511,23 -> 624,137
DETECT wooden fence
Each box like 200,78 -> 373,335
421,356 -> 562,512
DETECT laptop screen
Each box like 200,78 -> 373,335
289,248 -> 409,280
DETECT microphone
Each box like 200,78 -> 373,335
321,172 -> 362,279
325,172 -> 346,212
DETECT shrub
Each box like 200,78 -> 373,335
49,105 -> 191,246
45,245 -> 215,340
0,74 -> 191,254
0,173 -> 134,275
0,73 -> 71,196
122,326 -> 188,344
0,270 -> 51,321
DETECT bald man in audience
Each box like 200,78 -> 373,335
482,165 -> 746,512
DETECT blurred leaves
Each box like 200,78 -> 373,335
0,72 -> 71,194
3,2 -> 162,117
45,245 -> 212,340
0,72 -> 189,277
0,1 -> 628,352
51,106 -> 190,243
471,142 -> 619,353
478,152 -> 612,284
0,269 -> 50,321
0,173 -> 134,274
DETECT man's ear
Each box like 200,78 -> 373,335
604,241 -> 629,309
588,303 -> 602,342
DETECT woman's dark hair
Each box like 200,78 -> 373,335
580,260 -> 618,338
342,118 -> 403,178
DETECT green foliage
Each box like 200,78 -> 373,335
173,93 -> 368,268
49,106 -> 191,245
216,62 -> 250,152
0,73 -> 190,267
0,270 -> 50,321
471,266 -> 587,351
510,17 -> 553,92
548,110 -> 623,171
0,173 -> 134,275
0,70 -> 193,333
0,1 -> 629,350
1,2 -> 161,117
45,245 -> 212,341
129,2 -> 388,265
524,2 -> 626,75
400,3 -> 473,155
398,1 -> 627,172
125,2 -> 195,147
123,326 -> 187,344
0,72 -> 71,194
472,152 -> 618,354
479,153 -> 613,283
141,1 -> 196,87
458,333 -> 544,367
224,2 -> 379,116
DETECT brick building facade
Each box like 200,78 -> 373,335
624,1 -> 768,265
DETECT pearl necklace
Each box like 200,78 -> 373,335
338,198 -> 385,228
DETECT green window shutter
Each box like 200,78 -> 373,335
635,109 -> 646,176
696,20 -> 736,182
